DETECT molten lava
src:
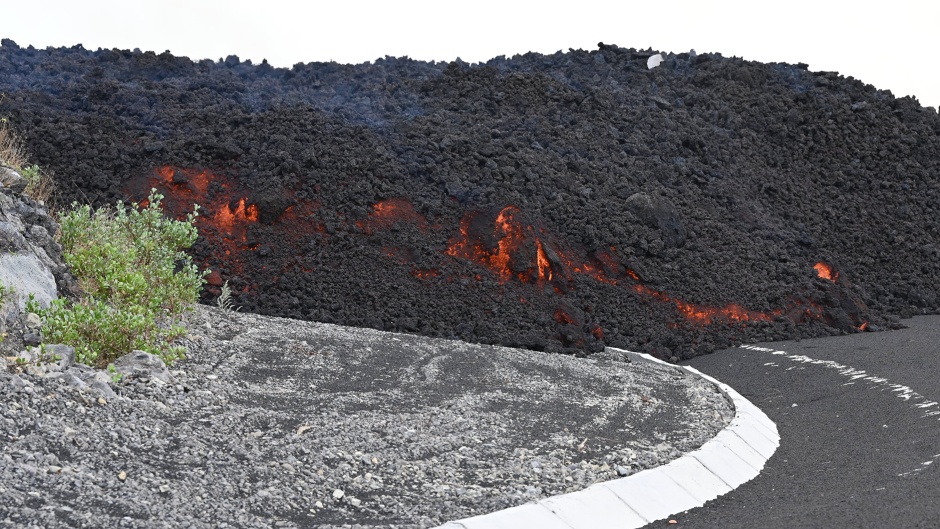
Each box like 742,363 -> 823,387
125,165 -> 325,298
411,268 -> 441,279
358,198 -> 428,233
217,199 -> 260,231
814,262 -> 838,282
536,240 -> 552,281
147,166 -> 261,249
447,206 -> 557,283
445,205 -> 782,326
630,283 -> 773,325
134,171 -> 853,337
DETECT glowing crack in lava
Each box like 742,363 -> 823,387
814,261 -> 838,282
136,176 -> 845,331
357,198 -> 429,233
150,166 -> 259,246
447,206 -> 558,284
445,205 -> 780,326
216,198 -> 260,231
126,166 -> 273,290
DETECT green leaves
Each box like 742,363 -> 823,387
38,189 -> 208,368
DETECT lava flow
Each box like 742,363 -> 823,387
444,204 -> 779,326
149,166 -> 257,235
447,206 -> 559,284
357,198 -> 429,233
134,171 -> 859,341
814,261 -> 838,282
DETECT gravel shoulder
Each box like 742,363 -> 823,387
0,305 -> 732,528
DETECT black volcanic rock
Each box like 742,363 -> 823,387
1,39 -> 938,360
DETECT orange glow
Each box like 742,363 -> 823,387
155,165 -> 210,197
814,262 -> 838,282
133,165 -> 317,288
858,321 -> 869,331
358,198 -> 428,233
554,309 -> 576,325
156,166 -> 174,180
536,240 -> 552,281
411,268 -> 441,279
217,198 -> 259,231
150,167 -> 258,241
447,206 -> 554,284
631,283 -> 773,325
444,204 -> 787,326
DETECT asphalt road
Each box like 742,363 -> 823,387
641,315 -> 940,529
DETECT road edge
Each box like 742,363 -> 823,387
435,348 -> 780,529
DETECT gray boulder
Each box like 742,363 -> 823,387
113,350 -> 174,384
0,165 -> 27,193
0,187 -> 78,356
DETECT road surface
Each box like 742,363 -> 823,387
642,315 -> 940,528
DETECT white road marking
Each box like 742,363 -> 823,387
739,344 -> 940,477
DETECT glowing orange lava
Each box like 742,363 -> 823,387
443,204 -> 811,327
536,240 -> 552,281
150,166 -> 258,241
447,206 -> 554,283
411,268 -> 441,279
217,199 -> 260,231
814,262 -> 838,282
358,198 -> 428,233
554,309 -> 576,325
130,166 -> 282,285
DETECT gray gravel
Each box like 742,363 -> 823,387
0,305 -> 732,528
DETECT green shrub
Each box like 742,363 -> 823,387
38,189 -> 208,367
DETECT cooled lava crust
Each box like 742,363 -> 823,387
3,39 -> 940,360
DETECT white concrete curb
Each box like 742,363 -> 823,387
434,348 -> 779,529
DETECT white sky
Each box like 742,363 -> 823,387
2,0 -> 938,110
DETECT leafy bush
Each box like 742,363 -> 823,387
38,189 -> 208,367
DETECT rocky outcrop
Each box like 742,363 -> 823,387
0,184 -> 77,356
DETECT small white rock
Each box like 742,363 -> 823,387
332,489 -> 344,499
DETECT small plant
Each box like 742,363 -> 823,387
216,280 -> 240,312
11,344 -> 61,369
18,163 -> 56,204
24,292 -> 39,314
36,189 -> 208,368
107,363 -> 123,384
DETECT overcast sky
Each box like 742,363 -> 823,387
2,0 -> 938,110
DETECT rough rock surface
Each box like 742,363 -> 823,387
0,304 -> 732,528
0,187 -> 76,356
1,41 -> 939,359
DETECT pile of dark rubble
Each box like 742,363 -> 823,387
2,39 -> 939,359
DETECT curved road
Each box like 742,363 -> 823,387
641,315 -> 940,528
